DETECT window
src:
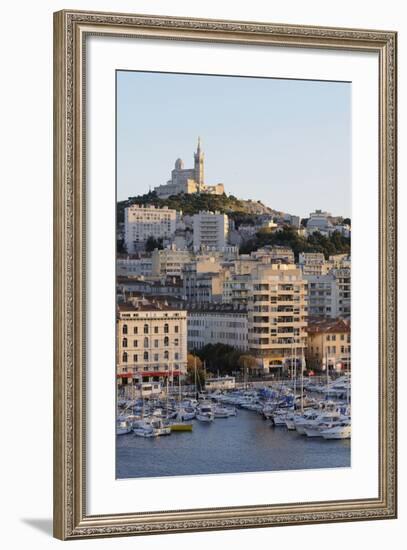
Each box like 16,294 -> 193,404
122,338 -> 128,348
332,335 -> 336,341
143,351 -> 149,361
164,323 -> 169,333
133,326 -> 138,334
122,324 -> 128,334
133,340 -> 138,347
144,337 -> 149,348
154,340 -> 159,348
144,324 -> 149,334
164,351 -> 169,360
175,352 -> 179,360
341,334 -> 345,341
174,326 -> 179,333
122,352 -> 128,363
164,336 -> 169,347
174,338 -> 179,346
154,354 -> 159,361
154,326 -> 159,334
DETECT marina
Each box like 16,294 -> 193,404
116,375 -> 351,479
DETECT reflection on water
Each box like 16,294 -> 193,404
116,409 -> 350,479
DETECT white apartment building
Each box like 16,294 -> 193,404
117,299 -> 187,385
306,209 -> 333,236
248,264 -> 308,372
306,267 -> 350,318
151,247 -> 192,278
116,256 -> 153,277
192,211 -> 228,251
124,204 -> 177,254
187,305 -> 248,351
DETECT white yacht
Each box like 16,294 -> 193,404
321,423 -> 351,440
196,402 -> 215,422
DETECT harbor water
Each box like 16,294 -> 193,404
116,408 -> 350,479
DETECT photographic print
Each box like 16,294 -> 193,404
54,10 -> 397,539
115,70 -> 352,479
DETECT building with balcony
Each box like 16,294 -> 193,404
298,252 -> 330,276
116,299 -> 187,385
222,273 -> 251,305
306,267 -> 350,318
248,264 -> 308,372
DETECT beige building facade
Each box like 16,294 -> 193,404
248,264 -> 308,372
305,318 -> 351,371
151,247 -> 192,278
117,300 -> 187,385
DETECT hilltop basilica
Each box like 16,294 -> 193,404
154,138 -> 225,199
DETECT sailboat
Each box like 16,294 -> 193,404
169,364 -> 194,432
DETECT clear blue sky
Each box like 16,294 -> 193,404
117,71 -> 351,219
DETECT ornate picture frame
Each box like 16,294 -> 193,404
53,9 -> 397,540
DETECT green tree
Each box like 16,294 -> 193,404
145,236 -> 163,252
186,353 -> 205,388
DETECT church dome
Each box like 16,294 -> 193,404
175,158 -> 184,170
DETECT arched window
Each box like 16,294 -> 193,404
122,352 -> 128,363
144,324 -> 149,334
144,337 -> 149,348
164,336 -> 169,347
164,323 -> 169,333
122,324 -> 128,334
143,351 -> 149,361
164,350 -> 169,360
122,338 -> 128,348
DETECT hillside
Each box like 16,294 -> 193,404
117,191 -> 280,226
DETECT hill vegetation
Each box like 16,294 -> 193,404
240,226 -> 350,260
117,191 -> 276,227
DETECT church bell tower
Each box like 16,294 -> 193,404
194,136 -> 205,191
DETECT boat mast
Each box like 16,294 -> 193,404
293,340 -> 297,409
194,355 -> 198,400
325,348 -> 329,399
301,346 -> 304,414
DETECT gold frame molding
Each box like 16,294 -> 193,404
53,9 -> 397,540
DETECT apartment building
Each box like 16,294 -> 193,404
298,252 -> 330,276
151,246 -> 192,278
124,204 -> 176,254
305,318 -> 351,371
117,299 -> 187,385
192,211 -> 229,251
187,304 -> 248,351
248,264 -> 308,372
306,267 -> 350,318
